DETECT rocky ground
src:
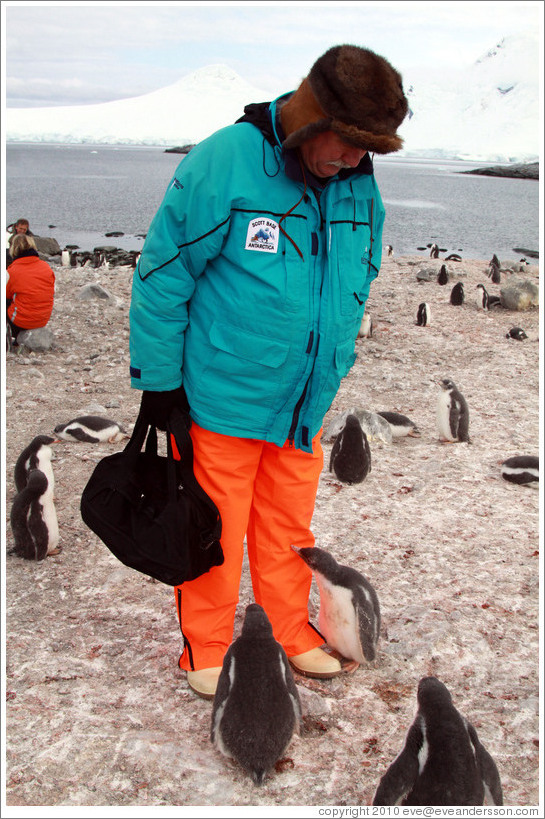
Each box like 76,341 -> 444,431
3,253 -> 541,812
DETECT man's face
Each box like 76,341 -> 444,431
16,223 -> 28,235
299,130 -> 367,178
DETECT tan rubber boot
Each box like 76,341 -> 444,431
187,666 -> 222,700
289,647 -> 342,679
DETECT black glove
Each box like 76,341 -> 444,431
139,385 -> 191,431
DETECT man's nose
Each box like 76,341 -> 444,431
342,146 -> 367,166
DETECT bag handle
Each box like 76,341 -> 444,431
166,408 -> 222,546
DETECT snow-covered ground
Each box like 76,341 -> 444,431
4,253 -> 540,810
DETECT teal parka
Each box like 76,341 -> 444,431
129,94 -> 385,453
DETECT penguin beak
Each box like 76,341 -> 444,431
290,544 -> 302,555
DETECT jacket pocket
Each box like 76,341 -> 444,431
209,321 -> 289,368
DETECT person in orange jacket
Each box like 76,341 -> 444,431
6,233 -> 56,343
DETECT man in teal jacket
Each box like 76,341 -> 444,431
130,44 -> 408,698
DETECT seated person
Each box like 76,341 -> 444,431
6,233 -> 56,344
6,218 -> 33,265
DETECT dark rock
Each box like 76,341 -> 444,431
460,162 -> 538,180
512,247 -> 539,259
164,145 -> 195,154
105,231 -> 124,237
33,236 -> 61,258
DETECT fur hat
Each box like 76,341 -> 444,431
281,44 -> 408,154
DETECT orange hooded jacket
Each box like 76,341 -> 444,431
6,250 -> 55,329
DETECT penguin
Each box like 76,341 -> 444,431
372,676 -> 503,806
210,603 -> 301,786
437,378 -> 470,443
445,253 -> 462,262
386,244 -> 393,256
324,409 -> 392,445
487,294 -> 502,308
430,243 -> 439,259
450,282 -> 465,305
506,326 -> 528,340
437,264 -> 449,285
416,302 -> 431,326
358,312 -> 373,338
54,415 -> 128,443
14,434 -> 58,493
329,414 -> 371,484
476,283 -> 489,309
291,545 -> 380,668
9,469 -> 60,560
377,411 -> 421,439
501,455 -> 538,486
490,266 -> 501,284
61,249 -> 71,267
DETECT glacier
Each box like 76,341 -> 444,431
4,33 -> 541,163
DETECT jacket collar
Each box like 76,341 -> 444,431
236,94 -> 375,188
12,249 -> 40,260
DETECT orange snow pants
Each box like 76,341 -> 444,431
174,422 -> 325,671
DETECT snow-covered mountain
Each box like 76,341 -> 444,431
5,34 -> 541,162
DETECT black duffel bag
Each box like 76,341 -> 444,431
80,406 -> 223,585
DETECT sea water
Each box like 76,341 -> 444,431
5,143 -> 539,261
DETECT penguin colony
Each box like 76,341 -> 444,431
8,244 -> 534,801
9,417 -> 128,560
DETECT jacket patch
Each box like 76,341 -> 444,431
245,218 -> 279,253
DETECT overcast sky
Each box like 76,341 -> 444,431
2,0 -> 543,108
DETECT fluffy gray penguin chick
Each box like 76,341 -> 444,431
210,603 -> 301,785
292,545 -> 380,667
373,676 -> 503,806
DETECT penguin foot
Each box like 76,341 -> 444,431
187,667 -> 222,700
289,647 -> 343,679
324,648 -> 361,674
47,546 -> 62,556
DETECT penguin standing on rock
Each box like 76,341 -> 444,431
54,415 -> 128,443
211,604 -> 301,786
416,302 -> 431,326
14,435 -> 58,493
450,282 -> 465,305
437,378 -> 470,443
373,676 -> 503,806
10,469 -> 60,560
292,545 -> 381,670
329,414 -> 371,483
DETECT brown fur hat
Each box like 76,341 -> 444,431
281,44 -> 408,154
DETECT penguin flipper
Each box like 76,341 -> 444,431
467,722 -> 503,805
450,403 -> 461,439
14,458 -> 29,492
373,722 -> 422,805
354,589 -> 379,662
210,651 -> 233,749
279,648 -> 302,731
28,504 -> 49,561
329,436 -> 340,472
64,427 -> 100,443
